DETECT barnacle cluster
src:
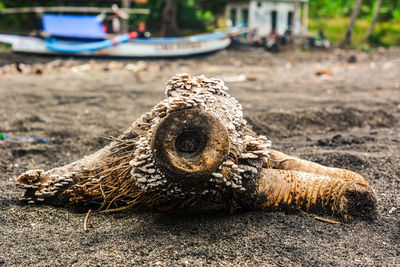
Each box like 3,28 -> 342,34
128,74 -> 271,195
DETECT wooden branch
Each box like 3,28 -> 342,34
0,6 -> 150,16
83,209 -> 92,232
315,216 -> 340,224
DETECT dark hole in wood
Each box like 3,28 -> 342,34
174,128 -> 206,158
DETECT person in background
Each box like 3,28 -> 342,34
138,22 -> 147,38
315,29 -> 330,48
111,4 -> 121,34
282,28 -> 292,45
266,28 -> 279,52
112,12 -> 121,34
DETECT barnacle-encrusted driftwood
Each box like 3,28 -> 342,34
16,74 -> 377,221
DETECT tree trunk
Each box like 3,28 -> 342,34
364,0 -> 382,40
121,0 -> 131,33
340,0 -> 363,48
160,0 -> 179,37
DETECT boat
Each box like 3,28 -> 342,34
0,14 -> 243,58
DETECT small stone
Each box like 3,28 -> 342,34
388,207 -> 397,214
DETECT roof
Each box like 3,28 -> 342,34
42,14 -> 106,39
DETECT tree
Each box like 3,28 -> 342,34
364,0 -> 382,40
121,0 -> 131,34
198,0 -> 227,27
160,0 -> 178,37
340,0 -> 363,48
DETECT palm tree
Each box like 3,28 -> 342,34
364,0 -> 382,40
160,0 -> 179,37
340,0 -> 363,48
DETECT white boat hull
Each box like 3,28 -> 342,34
0,33 -> 231,58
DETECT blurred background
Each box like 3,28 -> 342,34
0,0 -> 399,50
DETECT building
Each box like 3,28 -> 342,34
226,0 -> 308,37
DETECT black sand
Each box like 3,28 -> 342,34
0,48 -> 399,266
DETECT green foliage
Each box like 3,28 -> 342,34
309,16 -> 400,47
177,0 -> 207,32
309,0 -> 357,18
393,9 -> 400,20
140,0 -> 164,31
308,0 -> 400,47
198,0 -> 227,16
371,21 -> 400,45
0,42 -> 11,50
139,0 -> 214,34
309,0 -> 400,21
368,28 -> 388,45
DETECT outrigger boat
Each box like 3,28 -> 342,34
0,14 -> 243,58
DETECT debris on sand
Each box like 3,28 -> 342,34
0,59 -> 156,77
388,207 -> 397,214
315,68 -> 333,76
347,54 -> 357,63
32,64 -> 45,75
314,216 -> 341,224
221,74 -> 257,83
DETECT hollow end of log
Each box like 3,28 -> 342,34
151,108 -> 230,190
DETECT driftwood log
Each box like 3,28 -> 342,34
17,74 -> 377,221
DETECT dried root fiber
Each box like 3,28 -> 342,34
16,74 -> 378,221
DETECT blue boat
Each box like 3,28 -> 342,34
0,14 -> 244,58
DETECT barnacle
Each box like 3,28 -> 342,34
16,74 -> 377,221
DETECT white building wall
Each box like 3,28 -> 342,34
225,3 -> 250,27
248,1 -> 301,37
226,1 -> 303,37
249,1 -> 268,36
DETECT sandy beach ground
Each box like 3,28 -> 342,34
0,47 -> 399,266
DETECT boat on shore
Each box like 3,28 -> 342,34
0,13 -> 244,58
0,30 -> 242,58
